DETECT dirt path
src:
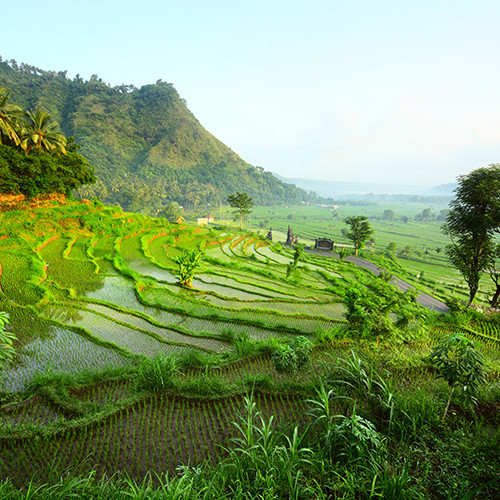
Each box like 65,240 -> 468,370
306,250 -> 449,313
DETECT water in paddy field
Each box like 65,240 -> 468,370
2,324 -> 132,392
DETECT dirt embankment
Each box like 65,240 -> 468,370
0,193 -> 74,212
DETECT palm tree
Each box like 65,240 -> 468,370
0,88 -> 22,146
20,108 -> 67,154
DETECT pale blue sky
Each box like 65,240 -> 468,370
2,0 -> 500,186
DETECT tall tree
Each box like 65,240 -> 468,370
0,88 -> 21,146
20,108 -> 67,154
227,192 -> 253,230
343,216 -> 374,255
442,164 -> 500,305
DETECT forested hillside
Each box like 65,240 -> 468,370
0,57 -> 311,212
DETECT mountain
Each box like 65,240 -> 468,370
427,183 -> 457,196
277,175 -> 454,201
0,58 -> 311,212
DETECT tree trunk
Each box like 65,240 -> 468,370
491,285 -> 500,307
467,285 -> 478,306
489,271 -> 500,307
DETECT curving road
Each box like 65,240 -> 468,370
306,250 -> 449,313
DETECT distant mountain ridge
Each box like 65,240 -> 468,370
0,57 -> 311,212
277,175 -> 457,199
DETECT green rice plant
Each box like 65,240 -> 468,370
91,236 -> 115,259
0,252 -> 37,305
3,323 -> 132,393
84,302 -> 231,352
180,399 -> 191,465
181,371 -> 227,396
136,355 -> 181,392
314,325 -> 348,347
63,237 -> 76,258
368,460 -> 414,499
46,306 -> 190,359
38,237 -> 103,296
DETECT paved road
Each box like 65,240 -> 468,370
306,250 -> 449,313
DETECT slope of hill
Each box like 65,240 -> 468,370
0,58 -> 310,211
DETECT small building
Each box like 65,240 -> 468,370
176,216 -> 185,224
197,217 -> 209,227
314,238 -> 334,251
286,225 -> 294,246
266,228 -> 273,242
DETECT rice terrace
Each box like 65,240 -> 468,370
0,195 -> 499,498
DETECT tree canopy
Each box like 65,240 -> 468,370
0,88 -> 21,146
0,142 -> 96,198
227,192 -> 253,230
343,216 -> 374,255
20,108 -> 66,154
442,164 -> 500,305
0,87 -> 95,198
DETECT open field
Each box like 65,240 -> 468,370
244,203 -> 496,305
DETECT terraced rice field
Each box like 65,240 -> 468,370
0,207 -> 356,392
0,390 -> 308,487
1,204 -> 499,489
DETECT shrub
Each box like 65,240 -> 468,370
175,249 -> 203,288
272,336 -> 312,378
429,333 -> 486,422
0,312 -> 16,368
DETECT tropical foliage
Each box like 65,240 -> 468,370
19,108 -> 66,154
429,333 -> 486,421
0,88 -> 21,146
175,249 -> 204,287
0,312 -> 16,368
442,164 -> 500,305
0,141 -> 95,198
344,215 -> 374,255
0,200 -> 498,498
0,87 -> 95,198
227,192 -> 254,230
0,59 -> 312,211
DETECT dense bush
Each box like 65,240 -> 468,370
0,142 -> 95,198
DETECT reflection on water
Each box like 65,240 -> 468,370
41,305 -> 83,323
127,260 -> 178,283
2,325 -> 131,392
84,276 -> 150,312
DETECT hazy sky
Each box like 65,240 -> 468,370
2,0 -> 500,187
